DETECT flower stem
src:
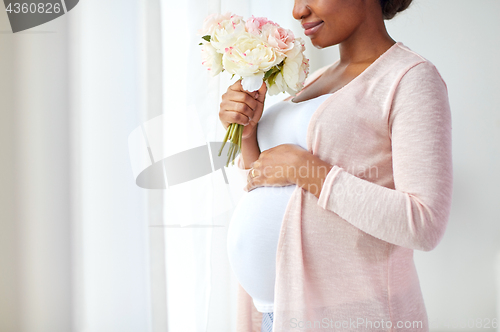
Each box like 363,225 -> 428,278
232,124 -> 242,165
219,123 -> 244,167
218,123 -> 233,156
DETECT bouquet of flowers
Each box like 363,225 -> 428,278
199,12 -> 309,167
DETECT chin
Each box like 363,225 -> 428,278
310,38 -> 325,49
311,40 -> 331,50
311,37 -> 340,50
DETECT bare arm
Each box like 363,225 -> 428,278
238,126 -> 261,169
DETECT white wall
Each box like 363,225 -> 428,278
0,8 -> 22,332
0,6 -> 72,332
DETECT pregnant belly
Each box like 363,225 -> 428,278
227,184 -> 297,305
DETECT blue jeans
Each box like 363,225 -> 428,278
261,312 -> 274,332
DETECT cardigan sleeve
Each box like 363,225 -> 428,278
316,61 -> 453,252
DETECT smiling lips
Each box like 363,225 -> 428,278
302,21 -> 324,36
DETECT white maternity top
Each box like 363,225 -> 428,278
227,93 -> 333,313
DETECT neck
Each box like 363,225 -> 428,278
338,12 -> 396,66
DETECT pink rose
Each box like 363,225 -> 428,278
262,24 -> 295,53
245,15 -> 277,35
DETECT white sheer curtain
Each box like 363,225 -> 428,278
69,0 -> 151,331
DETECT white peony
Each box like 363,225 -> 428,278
200,43 -> 223,76
240,72 -> 265,92
198,12 -> 232,36
222,33 -> 285,91
281,38 -> 309,95
210,15 -> 246,51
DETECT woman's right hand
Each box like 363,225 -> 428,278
219,79 -> 267,140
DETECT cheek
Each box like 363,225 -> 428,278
320,0 -> 364,26
314,19 -> 351,47
321,7 -> 364,39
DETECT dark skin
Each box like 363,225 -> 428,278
219,0 -> 397,197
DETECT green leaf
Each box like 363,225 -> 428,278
231,74 -> 235,79
263,64 -> 283,84
202,35 -> 211,42
199,42 -> 203,45
263,68 -> 275,81
269,72 -> 276,86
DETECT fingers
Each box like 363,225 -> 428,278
254,82 -> 268,103
235,81 -> 267,126
219,100 -> 254,125
244,162 -> 270,192
245,167 -> 259,192
250,83 -> 267,125
248,97 -> 264,127
226,89 -> 259,111
219,80 -> 267,132
229,80 -> 259,99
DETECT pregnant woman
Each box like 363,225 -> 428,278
220,0 -> 453,331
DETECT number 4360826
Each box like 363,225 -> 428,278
6,3 -> 62,14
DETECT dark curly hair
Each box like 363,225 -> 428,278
379,0 -> 413,20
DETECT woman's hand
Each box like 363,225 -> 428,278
244,144 -> 307,192
244,144 -> 334,198
219,79 -> 267,139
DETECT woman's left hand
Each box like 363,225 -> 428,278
244,144 -> 307,192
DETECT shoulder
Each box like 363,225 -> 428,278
387,44 -> 451,128
390,42 -> 448,91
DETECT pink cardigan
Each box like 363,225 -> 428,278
233,41 -> 453,332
